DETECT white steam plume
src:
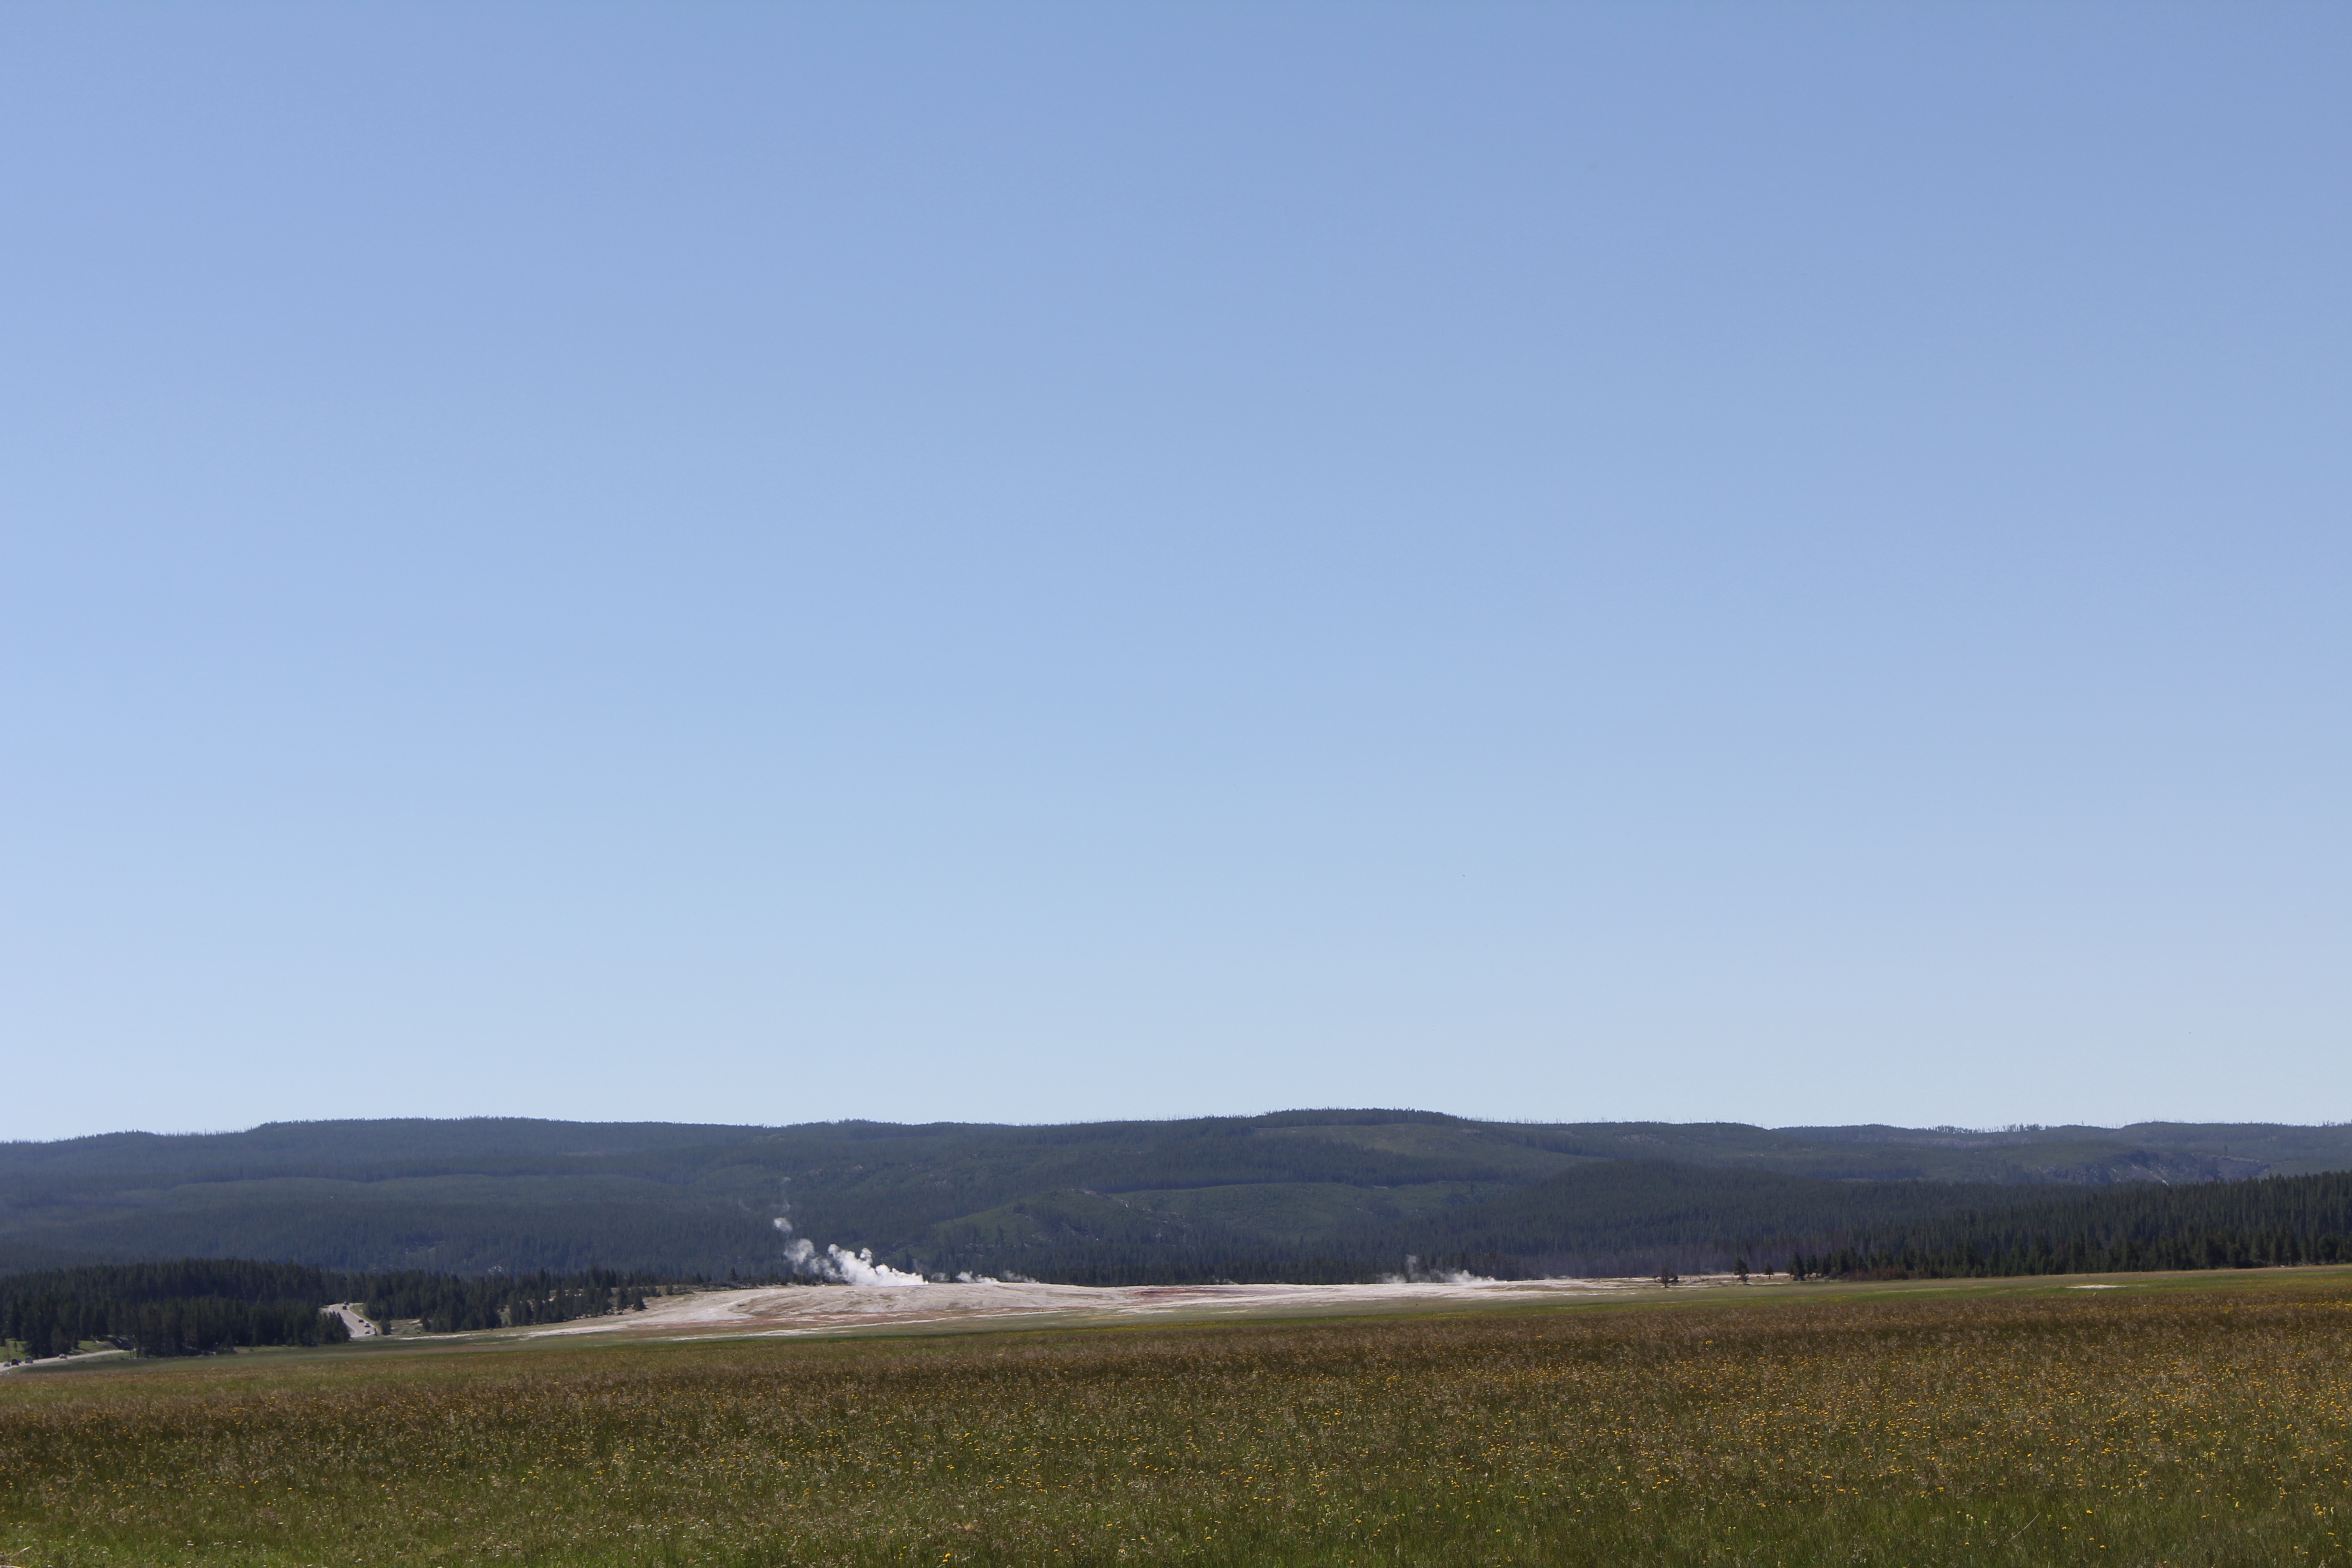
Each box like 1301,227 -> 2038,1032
1377,1254 -> 1495,1286
820,1244 -> 926,1287
772,1215 -> 926,1287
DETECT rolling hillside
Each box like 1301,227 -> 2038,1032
6,1111 -> 2349,1280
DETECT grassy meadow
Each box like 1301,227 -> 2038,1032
3,1271 -> 2349,1566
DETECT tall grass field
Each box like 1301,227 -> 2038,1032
5,1271 -> 2348,1565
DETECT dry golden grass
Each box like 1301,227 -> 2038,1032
3,1271 -> 2348,1565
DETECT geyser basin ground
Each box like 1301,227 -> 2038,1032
527,1274 -> 1663,1342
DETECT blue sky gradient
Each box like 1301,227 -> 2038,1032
3,4 -> 2346,1140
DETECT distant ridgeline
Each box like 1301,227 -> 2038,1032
0,1259 -> 667,1362
2,1112 -> 2350,1286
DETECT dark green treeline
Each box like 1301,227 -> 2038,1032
1789,1170 -> 2352,1280
0,1260 -> 351,1360
0,1259 -> 673,1360
8,1172 -> 2352,1350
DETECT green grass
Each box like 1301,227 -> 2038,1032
4,1270 -> 2349,1565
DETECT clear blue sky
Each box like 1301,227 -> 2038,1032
3,4 -> 2345,1142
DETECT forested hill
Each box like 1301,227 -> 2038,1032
3,1112 -> 2349,1281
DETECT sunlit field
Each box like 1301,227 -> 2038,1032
4,1271 -> 2348,1566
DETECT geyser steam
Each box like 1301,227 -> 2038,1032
771,1214 -> 926,1287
